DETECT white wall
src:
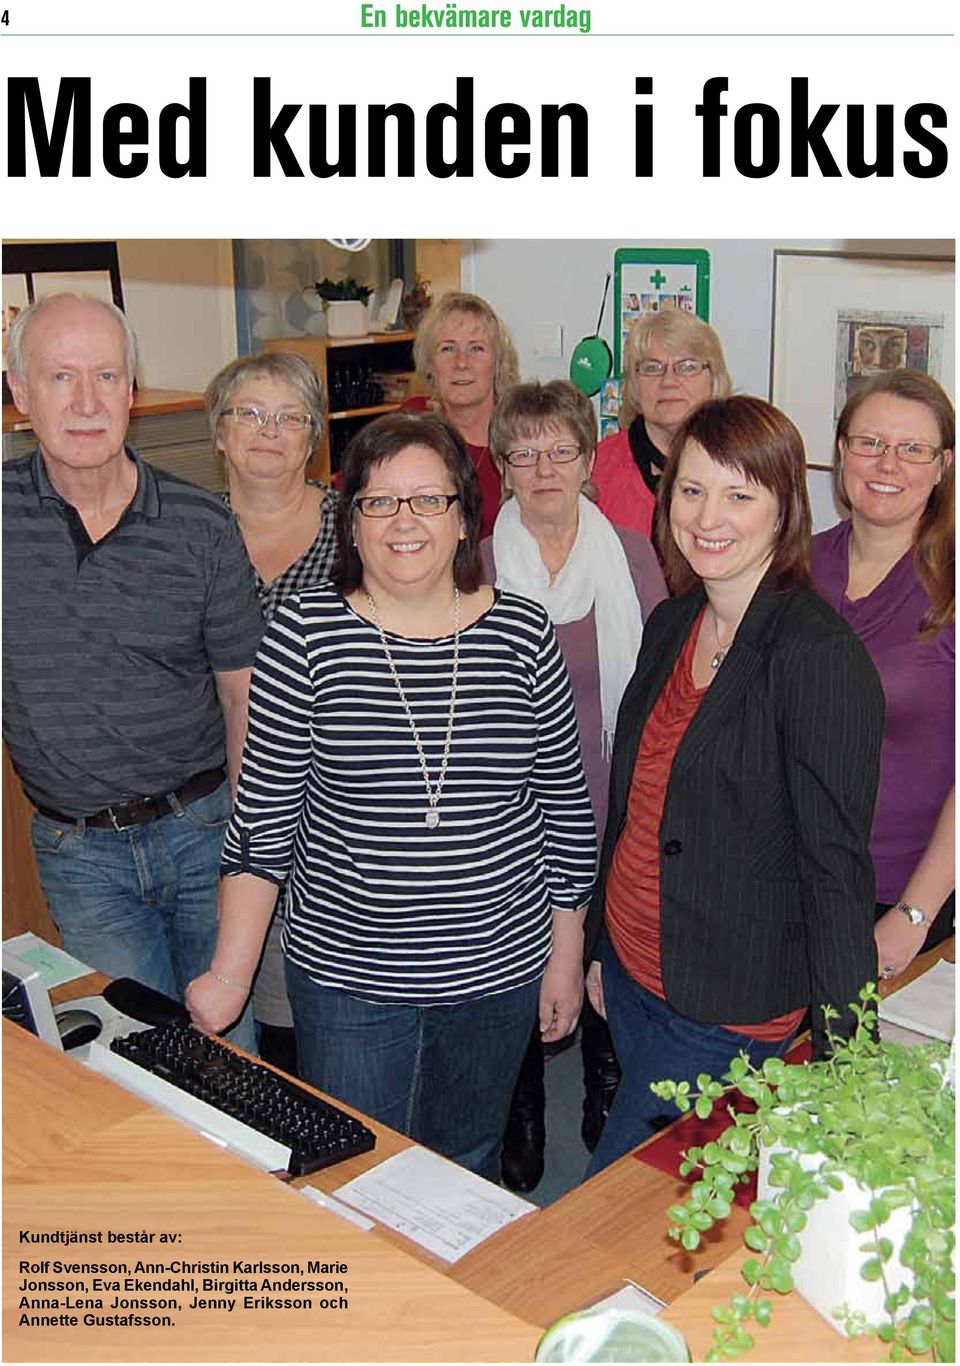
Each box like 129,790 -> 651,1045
462,238 -> 954,529
464,237 -> 953,392
118,240 -> 236,390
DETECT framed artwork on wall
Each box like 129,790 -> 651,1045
2,241 -> 126,405
769,248 -> 954,534
612,247 -> 711,377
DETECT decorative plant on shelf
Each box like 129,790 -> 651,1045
312,277 -> 374,306
651,985 -> 955,1363
312,278 -> 375,338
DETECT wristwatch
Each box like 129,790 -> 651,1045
894,900 -> 929,927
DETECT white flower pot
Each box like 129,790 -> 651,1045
325,300 -> 369,338
757,1145 -> 916,1334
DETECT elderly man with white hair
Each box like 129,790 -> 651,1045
3,295 -> 263,1043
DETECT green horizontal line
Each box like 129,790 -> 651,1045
1,31 -> 954,37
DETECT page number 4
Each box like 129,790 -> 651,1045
1,11 -> 10,24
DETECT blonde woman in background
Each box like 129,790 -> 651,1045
594,311 -> 732,536
403,291 -> 520,538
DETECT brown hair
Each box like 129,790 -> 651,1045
488,380 -> 598,500
413,292 -> 520,401
834,369 -> 954,634
657,396 -> 811,595
621,311 -> 732,427
333,412 -> 483,594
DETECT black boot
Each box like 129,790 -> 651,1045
580,998 -> 621,1153
501,1023 -> 545,1192
256,1023 -> 300,1078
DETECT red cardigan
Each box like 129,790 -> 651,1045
400,396 -> 500,539
594,428 -> 657,537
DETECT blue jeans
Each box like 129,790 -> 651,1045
286,959 -> 540,1182
584,935 -> 795,1180
30,780 -> 255,1052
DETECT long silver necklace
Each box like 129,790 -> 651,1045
364,587 -> 460,829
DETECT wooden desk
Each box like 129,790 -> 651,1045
663,1246 -> 897,1362
453,1137 -> 747,1326
8,942 -> 952,1362
451,940 -> 954,1343
2,1022 -> 540,1363
2,744 -> 57,944
2,389 -> 204,434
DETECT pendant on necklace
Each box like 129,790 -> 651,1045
710,649 -> 727,670
425,808 -> 440,829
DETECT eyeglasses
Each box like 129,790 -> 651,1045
846,435 -> 944,465
634,359 -> 710,379
502,444 -> 582,468
354,493 -> 461,518
223,405 -> 313,432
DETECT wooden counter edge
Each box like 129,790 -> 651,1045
3,389 -> 204,433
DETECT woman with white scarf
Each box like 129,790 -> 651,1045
483,380 -> 667,1192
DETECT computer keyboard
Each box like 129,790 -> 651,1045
82,1019 -> 376,1177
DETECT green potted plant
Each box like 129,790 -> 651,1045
652,986 -> 955,1362
313,277 -> 374,338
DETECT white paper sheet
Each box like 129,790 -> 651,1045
879,960 -> 955,1043
586,1282 -> 666,1317
332,1146 -> 535,1263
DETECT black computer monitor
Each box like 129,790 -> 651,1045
1,946 -> 63,1049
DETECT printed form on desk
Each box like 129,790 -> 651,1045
879,959 -> 955,1043
333,1146 -> 536,1262
2,931 -> 92,987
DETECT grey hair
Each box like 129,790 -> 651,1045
6,293 -> 139,384
204,352 -> 325,452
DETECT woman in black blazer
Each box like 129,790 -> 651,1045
584,396 -> 884,1178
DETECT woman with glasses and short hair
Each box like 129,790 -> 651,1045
187,411 -> 596,1181
205,352 -> 339,1076
595,311 -> 732,536
813,370 -> 955,981
484,381 -> 667,1191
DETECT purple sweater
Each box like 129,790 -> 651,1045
481,527 -> 667,835
812,520 -> 955,903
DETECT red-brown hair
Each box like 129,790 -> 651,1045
657,396 -> 812,595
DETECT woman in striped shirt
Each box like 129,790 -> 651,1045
187,412 -> 597,1179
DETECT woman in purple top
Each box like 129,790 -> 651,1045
482,380 -> 667,1192
812,370 -> 954,981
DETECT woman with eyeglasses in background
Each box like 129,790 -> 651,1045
187,412 -> 596,1180
813,371 -> 955,981
594,311 -> 732,536
484,381 -> 667,1191
205,352 -> 339,1076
